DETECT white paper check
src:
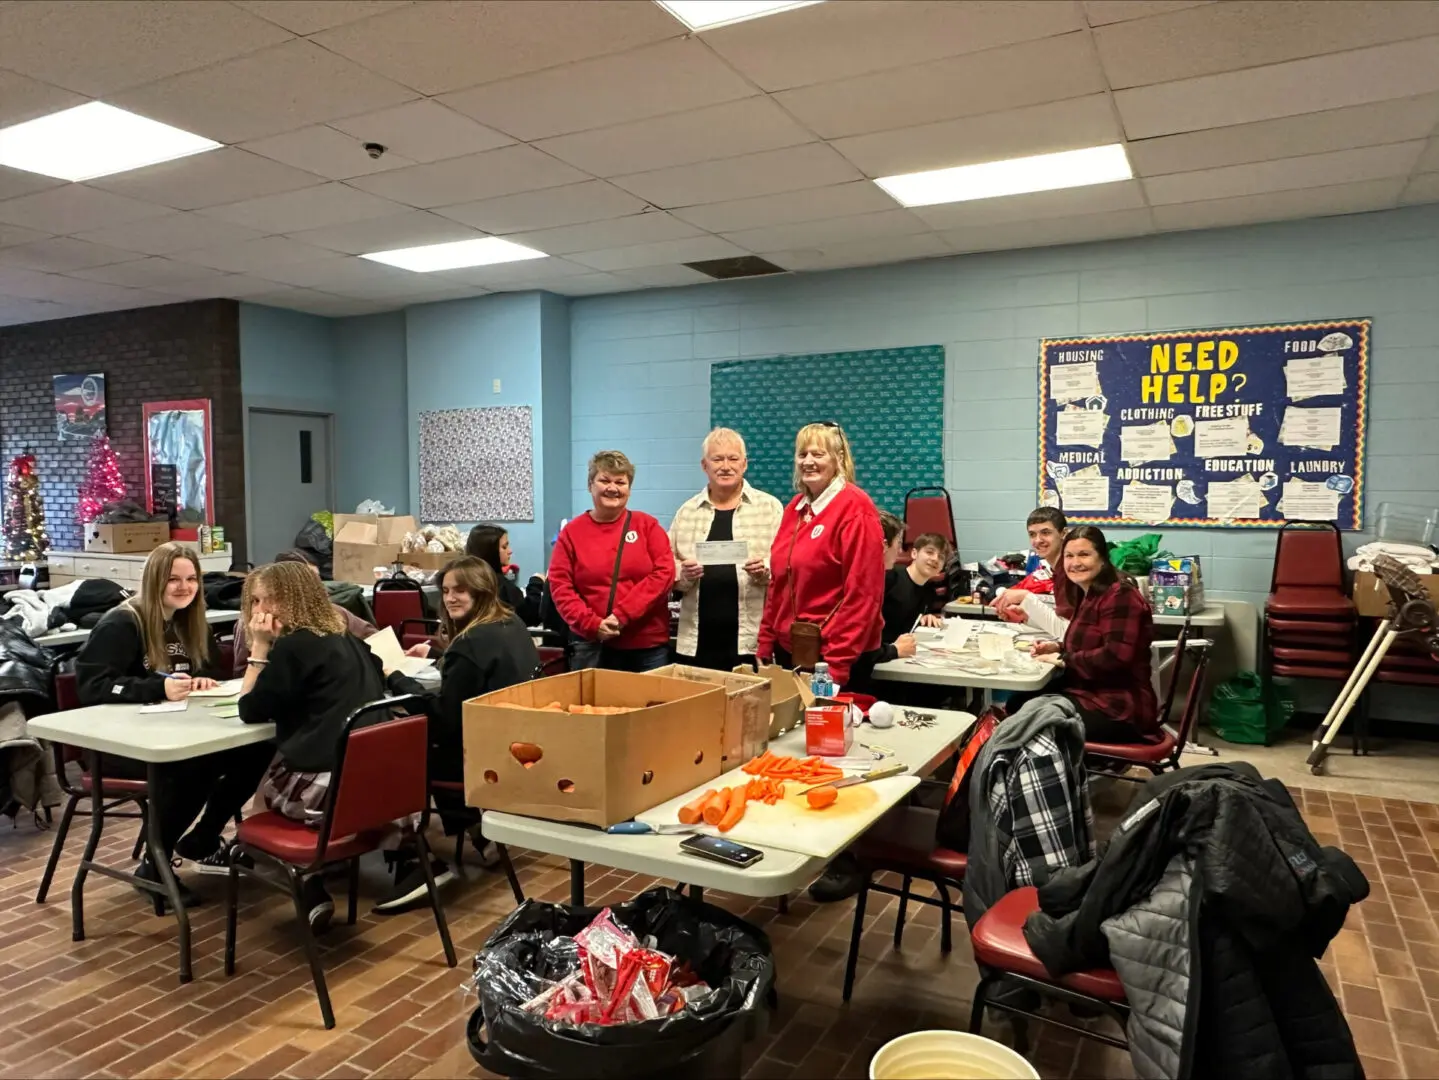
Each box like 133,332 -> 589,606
695,540 -> 749,566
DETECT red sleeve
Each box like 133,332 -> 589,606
757,504 -> 797,662
824,508 -> 885,687
547,528 -> 599,639
1065,585 -> 1149,680
613,516 -> 675,627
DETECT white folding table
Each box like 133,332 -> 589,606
27,702 -> 276,984
944,598 -> 1225,628
481,708 -> 975,906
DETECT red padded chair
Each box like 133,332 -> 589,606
969,886 -> 1130,1053
537,646 -> 566,678
399,618 -> 441,653
223,696 -> 456,1029
842,806 -> 967,1002
903,486 -> 956,549
371,577 -> 426,635
35,672 -> 150,904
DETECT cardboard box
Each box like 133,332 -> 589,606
1353,570 -> 1439,617
396,549 -> 455,574
1150,556 -> 1205,616
331,513 -> 418,584
463,668 -> 726,827
804,705 -> 852,757
742,664 -> 814,738
652,664 -> 771,765
84,521 -> 171,554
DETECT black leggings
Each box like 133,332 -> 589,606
1002,690 -> 1149,744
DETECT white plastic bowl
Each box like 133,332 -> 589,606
869,1030 -> 1040,1080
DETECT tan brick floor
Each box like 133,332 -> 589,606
0,785 -> 1432,1079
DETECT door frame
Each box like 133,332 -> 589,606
243,403 -> 337,569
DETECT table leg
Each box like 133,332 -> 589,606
689,885 -> 704,905
70,751 -> 107,943
146,763 -> 192,984
569,859 -> 585,906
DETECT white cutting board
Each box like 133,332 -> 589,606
635,763 -> 918,860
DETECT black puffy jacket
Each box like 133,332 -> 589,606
0,619 -> 56,713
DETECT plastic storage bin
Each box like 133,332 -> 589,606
1374,502 -> 1439,546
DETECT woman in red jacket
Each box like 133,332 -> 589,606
758,423 -> 885,688
548,450 -> 675,672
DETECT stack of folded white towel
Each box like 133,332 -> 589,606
1347,541 -> 1439,574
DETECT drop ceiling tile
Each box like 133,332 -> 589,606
941,207 -> 1155,253
569,236 -> 747,272
67,257 -> 228,288
0,268 -> 143,306
611,144 -> 862,209
535,98 -> 815,178
764,232 -> 952,272
255,255 -> 439,292
911,180 -> 1148,230
547,272 -> 639,296
1095,1 -> 1439,90
312,0 -> 680,96
240,125 -> 419,180
438,37 -> 754,142
287,210 -> 483,254
0,164 -> 64,202
437,257 -> 596,287
1083,1 -> 1212,25
88,149 -> 323,211
348,144 -> 588,208
832,94 -> 1123,178
72,212 -> 267,256
722,209 -> 932,253
0,298 -> 83,326
153,273 -> 283,299
510,212 -> 703,256
244,285 -> 357,313
111,39 -> 419,144
670,181 -> 899,233
197,183 -> 406,234
0,68 -> 85,127
702,0 -> 1085,92
1114,35 -> 1439,139
615,264 -> 716,289
1150,177 -> 1404,230
1142,142 -> 1425,205
1418,137 -> 1439,174
0,0 -> 292,96
1401,172 -> 1439,205
230,0 -> 413,35
329,100 -> 513,163
776,32 -> 1106,140
173,235 -> 337,273
1129,96 -> 1439,177
0,237 -> 143,273
0,223 -> 52,249
0,186 -> 173,234
432,181 -> 648,234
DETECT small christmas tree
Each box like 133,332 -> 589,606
77,435 -> 126,525
3,452 -> 50,560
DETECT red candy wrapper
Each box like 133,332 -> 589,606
634,949 -> 672,996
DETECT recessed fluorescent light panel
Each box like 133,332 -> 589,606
876,144 -> 1133,208
0,102 -> 220,181
362,237 -> 548,272
657,0 -> 823,31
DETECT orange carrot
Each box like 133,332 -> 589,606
806,786 -> 838,810
679,788 -> 717,826
717,785 -> 748,832
702,788 -> 731,826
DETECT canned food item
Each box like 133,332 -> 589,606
211,524 -> 226,552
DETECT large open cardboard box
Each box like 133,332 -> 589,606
331,513 -> 417,584
743,664 -> 813,738
1353,570 -> 1439,618
463,669 -> 726,827
652,664 -> 770,766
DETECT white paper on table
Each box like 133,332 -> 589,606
1120,482 -> 1174,524
1277,479 -> 1341,520
140,700 -> 189,714
1285,354 -> 1347,401
1055,409 -> 1108,447
1049,361 -> 1099,402
365,626 -> 436,677
1279,407 -> 1342,450
695,540 -> 749,565
941,619 -> 975,651
189,678 -> 243,698
1194,417 -> 1250,458
1120,420 -> 1172,463
1060,475 -> 1110,511
1206,476 -> 1265,521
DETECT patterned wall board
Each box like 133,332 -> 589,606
418,405 -> 534,522
710,346 -> 945,514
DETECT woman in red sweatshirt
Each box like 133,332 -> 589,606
548,450 -> 675,672
758,423 -> 885,688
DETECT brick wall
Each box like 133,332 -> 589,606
0,299 -> 247,563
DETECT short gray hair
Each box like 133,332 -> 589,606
702,427 -> 746,458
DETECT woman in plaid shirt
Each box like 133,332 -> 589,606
1029,525 -> 1158,742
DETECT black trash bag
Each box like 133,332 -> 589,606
294,520 -> 333,579
468,887 -> 774,1080
203,573 -> 245,612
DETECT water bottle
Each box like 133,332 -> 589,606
811,662 -> 835,700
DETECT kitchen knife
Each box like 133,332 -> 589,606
802,762 -> 908,794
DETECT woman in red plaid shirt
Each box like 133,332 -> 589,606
1029,525 -> 1158,742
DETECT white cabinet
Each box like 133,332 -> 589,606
47,547 -> 232,588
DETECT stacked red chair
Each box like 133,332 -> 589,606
1264,522 -> 1357,691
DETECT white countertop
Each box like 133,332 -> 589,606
34,608 -> 240,648
944,598 -> 1225,628
28,699 -> 275,765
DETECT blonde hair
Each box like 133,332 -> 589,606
588,450 -> 635,486
129,542 -> 211,673
792,422 -> 857,491
702,427 -> 746,459
437,556 -> 513,643
241,561 -> 345,638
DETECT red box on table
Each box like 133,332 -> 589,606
804,705 -> 852,758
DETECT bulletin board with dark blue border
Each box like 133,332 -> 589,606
1037,319 -> 1371,530
711,346 -> 945,515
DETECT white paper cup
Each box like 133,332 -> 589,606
869,1030 -> 1039,1079
977,633 -> 1009,661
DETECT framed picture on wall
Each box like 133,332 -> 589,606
53,372 -> 107,442
143,399 -> 214,525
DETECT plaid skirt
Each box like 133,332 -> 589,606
259,761 -> 330,824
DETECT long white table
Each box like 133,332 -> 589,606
33,607 -> 240,648
944,598 -> 1225,628
28,702 -> 276,984
872,624 -> 1058,694
481,708 -> 975,905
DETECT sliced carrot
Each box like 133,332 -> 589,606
702,788 -> 731,826
717,785 -> 748,832
679,788 -> 717,826
806,786 -> 838,810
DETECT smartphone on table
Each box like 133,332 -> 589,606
679,834 -> 764,868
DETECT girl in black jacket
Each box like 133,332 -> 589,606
466,524 -> 542,627
384,555 -> 539,912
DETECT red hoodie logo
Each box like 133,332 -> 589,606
810,524 -> 824,539
624,530 -> 638,543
